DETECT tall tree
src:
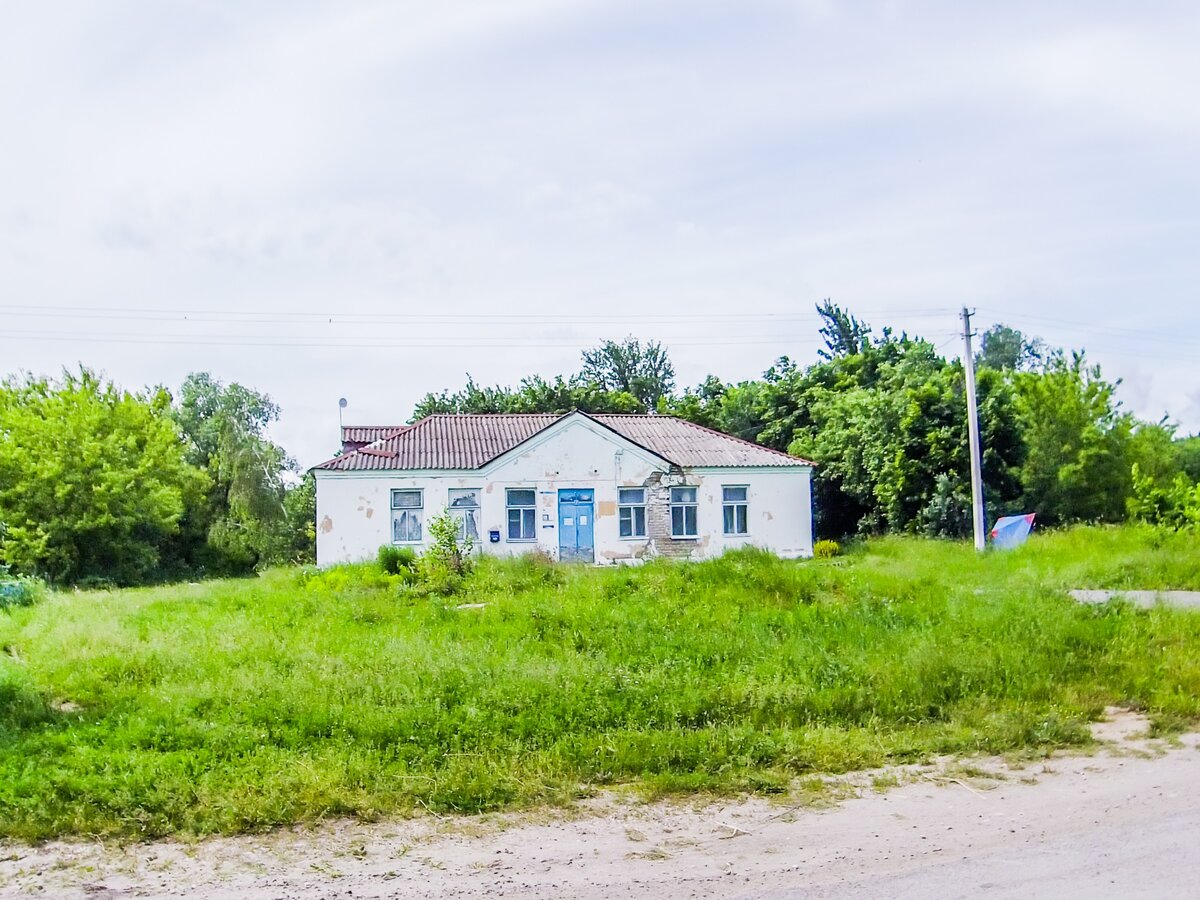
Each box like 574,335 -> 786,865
282,472 -> 317,564
579,337 -> 675,408
172,373 -> 295,571
0,369 -> 203,585
786,341 -> 1024,537
410,337 -> 669,420
411,374 -> 643,419
815,300 -> 872,360
1012,352 -> 1133,525
977,324 -> 1046,372
1174,435 -> 1200,482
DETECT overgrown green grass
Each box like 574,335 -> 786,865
1,526 -> 1198,840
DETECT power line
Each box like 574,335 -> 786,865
0,304 -> 956,326
0,329 -> 825,350
4,302 -> 1191,361
974,307 -> 1199,349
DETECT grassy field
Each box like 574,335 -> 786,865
1,526 -> 1199,841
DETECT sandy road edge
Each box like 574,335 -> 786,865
1,708 -> 1195,899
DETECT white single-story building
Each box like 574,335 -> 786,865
312,411 -> 814,565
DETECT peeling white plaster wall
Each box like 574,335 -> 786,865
314,419 -> 812,566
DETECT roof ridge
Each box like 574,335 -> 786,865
410,412 -> 681,420
592,413 -> 685,419
421,412 -> 565,419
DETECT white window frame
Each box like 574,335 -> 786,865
669,486 -> 698,539
506,488 -> 537,542
618,488 -> 647,539
447,488 -> 482,545
722,485 -> 749,535
391,488 -> 424,544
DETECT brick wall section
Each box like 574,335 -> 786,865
644,469 -> 699,559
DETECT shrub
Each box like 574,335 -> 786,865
427,509 -> 474,574
377,544 -> 418,575
415,509 -> 475,595
813,539 -> 841,559
0,568 -> 43,610
298,561 -> 414,593
1128,464 -> 1200,531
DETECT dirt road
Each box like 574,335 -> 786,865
3,711 -> 1197,899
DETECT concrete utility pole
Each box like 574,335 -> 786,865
960,308 -> 987,551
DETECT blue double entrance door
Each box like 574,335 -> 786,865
557,489 -> 595,563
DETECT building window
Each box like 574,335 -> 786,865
506,488 -> 537,541
618,488 -> 646,538
448,488 -> 481,544
670,486 -> 698,538
722,486 -> 749,535
391,489 -> 423,543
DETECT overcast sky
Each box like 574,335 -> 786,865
2,0 -> 1198,467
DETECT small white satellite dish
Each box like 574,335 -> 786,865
338,398 -> 348,409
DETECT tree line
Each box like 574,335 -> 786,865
415,303 -> 1200,539
0,370 -> 314,586
2,303 -> 1197,585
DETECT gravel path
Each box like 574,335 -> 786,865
3,710 -> 1197,899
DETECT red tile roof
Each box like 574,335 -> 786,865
315,413 -> 813,472
591,415 -> 812,468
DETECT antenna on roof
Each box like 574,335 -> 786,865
338,398 -> 348,437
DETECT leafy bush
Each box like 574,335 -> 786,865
1128,464 -> 1200,530
813,539 -> 841,559
415,509 -> 475,595
298,561 -> 414,593
377,544 -> 417,575
916,473 -> 972,538
0,567 -> 43,610
0,369 -> 204,586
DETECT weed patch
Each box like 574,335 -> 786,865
0,526 -> 1197,840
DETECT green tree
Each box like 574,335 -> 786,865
0,369 -> 203,585
662,376 -> 770,443
815,299 -> 872,360
787,343 -> 1024,537
1127,464 -> 1199,529
171,373 -> 295,571
412,373 -> 643,419
579,337 -> 675,408
282,472 -> 317,565
1126,420 -> 1186,489
1012,353 -> 1133,525
1174,435 -> 1200,482
976,324 -> 1046,372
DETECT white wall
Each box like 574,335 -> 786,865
314,418 -> 812,565
688,468 -> 813,559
